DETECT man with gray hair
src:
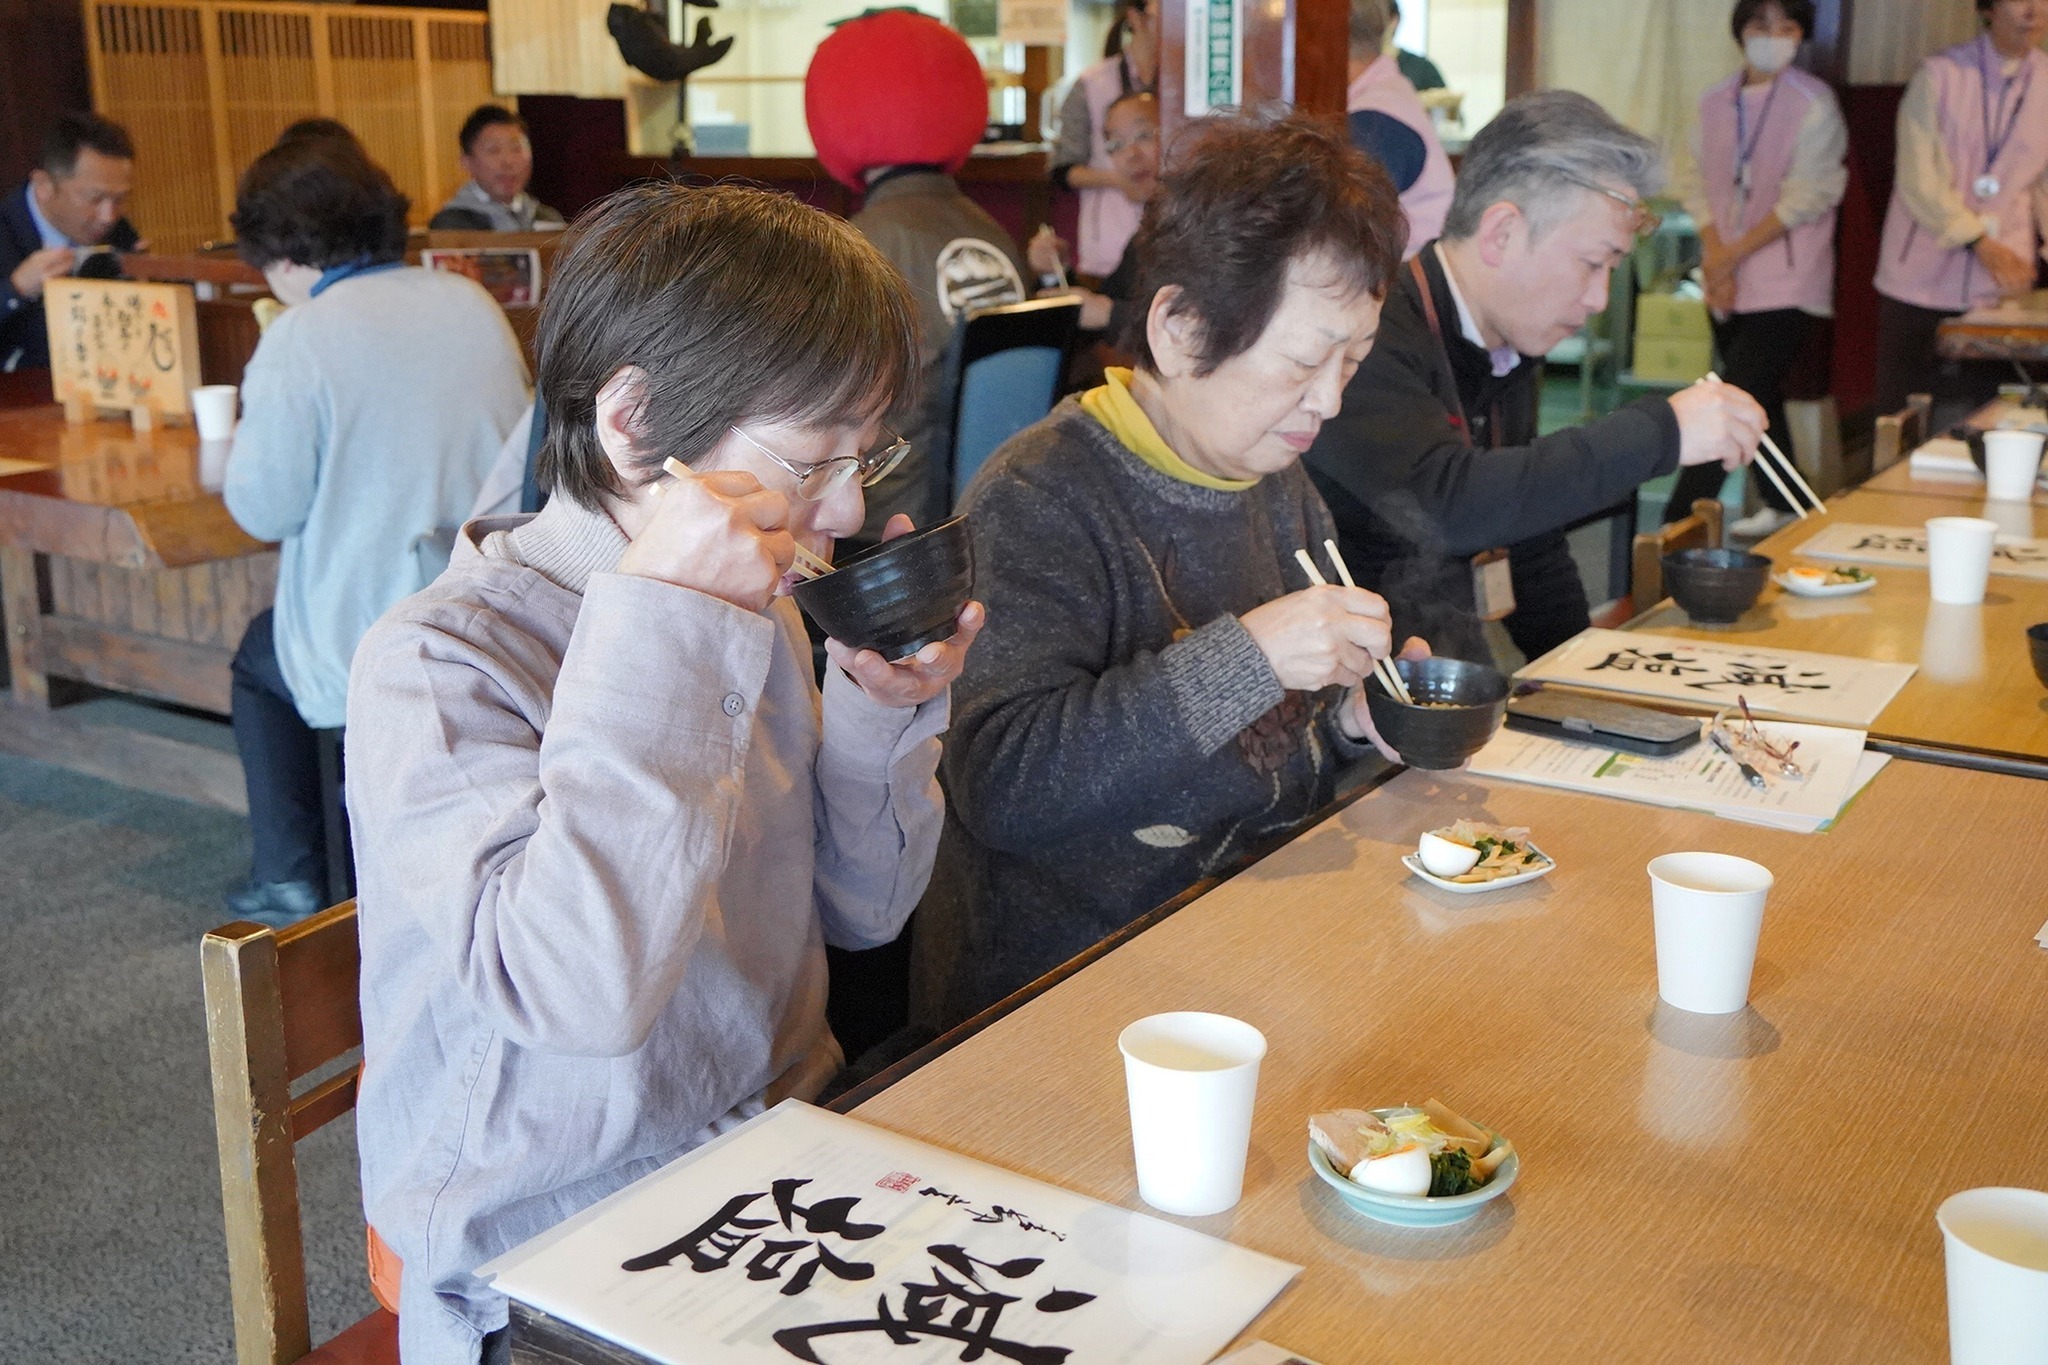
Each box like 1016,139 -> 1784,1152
1304,90 -> 1767,664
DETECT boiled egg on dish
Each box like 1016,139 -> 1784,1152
1418,830 -> 1482,879
1348,1142 -> 1433,1195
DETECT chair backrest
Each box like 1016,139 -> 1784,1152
941,296 -> 1083,505
1872,392 -> 1933,474
203,901 -> 364,1365
1631,498 -> 1725,616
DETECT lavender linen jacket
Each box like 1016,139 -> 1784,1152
345,493 -> 946,1364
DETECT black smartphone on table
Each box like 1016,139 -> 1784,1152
1505,691 -> 1702,758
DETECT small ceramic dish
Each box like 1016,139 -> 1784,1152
1401,844 -> 1554,895
1308,1127 -> 1520,1227
1774,569 -> 1877,599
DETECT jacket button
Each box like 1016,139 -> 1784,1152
722,693 -> 744,717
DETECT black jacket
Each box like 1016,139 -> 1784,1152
1303,242 -> 1681,661
1,182 -> 139,372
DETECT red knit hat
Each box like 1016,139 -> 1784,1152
805,9 -> 988,190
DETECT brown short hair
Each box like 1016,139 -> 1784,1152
1127,108 -> 1406,375
231,139 -> 409,270
535,182 -> 919,511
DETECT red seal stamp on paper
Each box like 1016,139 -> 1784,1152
874,1171 -> 918,1193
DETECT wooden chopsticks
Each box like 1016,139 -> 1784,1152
1705,372 -> 1825,520
659,455 -> 834,580
1294,542 -> 1415,705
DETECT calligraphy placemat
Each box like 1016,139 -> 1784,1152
1795,522 -> 2048,580
482,1099 -> 1300,1364
1515,629 -> 1917,727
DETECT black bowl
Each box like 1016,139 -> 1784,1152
1364,656 -> 1510,770
1663,547 -> 1772,624
2028,622 -> 2048,692
792,516 -> 974,661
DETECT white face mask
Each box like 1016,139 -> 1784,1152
1744,33 -> 1799,74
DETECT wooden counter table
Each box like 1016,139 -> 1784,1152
1618,486 -> 2048,773
832,760 -> 2048,1363
0,406 -> 272,807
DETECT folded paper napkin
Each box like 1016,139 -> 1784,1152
2037,918 -> 2047,949
1909,437 -> 1982,482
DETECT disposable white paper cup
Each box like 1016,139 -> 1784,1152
1118,1012 -> 1265,1216
190,384 -> 238,441
198,437 -> 231,493
1927,517 -> 1999,606
1647,852 -> 1773,1014
1938,1187 -> 2048,1364
1982,430 -> 2044,502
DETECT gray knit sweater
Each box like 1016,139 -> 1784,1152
912,399 -> 1373,1027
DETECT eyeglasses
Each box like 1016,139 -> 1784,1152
1710,698 -> 1804,779
1104,126 -> 1158,156
1559,173 -> 1663,241
727,425 -> 912,502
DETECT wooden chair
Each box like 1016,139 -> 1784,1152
203,901 -> 398,1365
1872,392 -> 1934,474
1630,497 -> 1725,617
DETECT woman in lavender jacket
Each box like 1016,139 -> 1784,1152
344,184 -> 982,1365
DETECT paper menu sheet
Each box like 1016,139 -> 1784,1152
1515,629 -> 1917,728
1466,720 -> 1879,833
1796,523 -> 2048,581
482,1100 -> 1299,1365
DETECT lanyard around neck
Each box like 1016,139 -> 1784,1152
1409,256 -> 1503,450
1979,34 -> 2035,175
1732,76 -> 1783,194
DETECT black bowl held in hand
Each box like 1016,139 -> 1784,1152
1663,547 -> 1772,625
791,516 -> 974,662
2028,622 -> 2048,692
1364,656 -> 1510,771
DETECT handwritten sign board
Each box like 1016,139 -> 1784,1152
1795,522 -> 2048,581
1516,629 -> 1918,728
44,279 -> 201,425
482,1100 -> 1298,1365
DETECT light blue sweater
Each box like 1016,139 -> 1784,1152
225,266 -> 528,726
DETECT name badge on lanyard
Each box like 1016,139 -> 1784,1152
1409,256 -> 1521,625
1976,35 -> 2035,205
1471,548 -> 1515,622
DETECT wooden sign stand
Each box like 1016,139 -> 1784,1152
44,278 -> 204,432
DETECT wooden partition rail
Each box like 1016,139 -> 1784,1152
83,0 -> 495,253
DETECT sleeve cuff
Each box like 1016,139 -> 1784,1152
1641,396 -> 1684,477
821,663 -> 951,771
1160,615 -> 1286,756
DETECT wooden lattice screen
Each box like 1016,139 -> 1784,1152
84,0 -> 496,253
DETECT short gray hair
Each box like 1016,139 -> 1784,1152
1349,0 -> 1391,58
1441,90 -> 1664,243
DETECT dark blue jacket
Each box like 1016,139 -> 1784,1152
1,182 -> 139,372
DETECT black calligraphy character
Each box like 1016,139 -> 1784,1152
772,1244 -> 1095,1364
145,322 -> 176,372
623,1191 -> 774,1274
1586,647 -> 1707,679
919,1186 -> 972,1209
622,1179 -> 883,1296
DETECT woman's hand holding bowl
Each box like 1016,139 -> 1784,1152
822,514 -> 986,709
618,468 -> 795,614
1340,636 -> 1432,760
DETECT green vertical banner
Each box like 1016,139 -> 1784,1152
1183,0 -> 1243,117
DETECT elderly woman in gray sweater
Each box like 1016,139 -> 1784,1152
915,110 -> 1426,1029
345,184 -> 980,1365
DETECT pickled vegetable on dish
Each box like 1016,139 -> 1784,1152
1424,819 -> 1552,883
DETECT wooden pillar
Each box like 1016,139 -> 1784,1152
1505,0 -> 1539,100
1157,0 -> 1351,143
1807,0 -> 1853,85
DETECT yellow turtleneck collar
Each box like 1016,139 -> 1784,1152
1078,367 -> 1258,492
